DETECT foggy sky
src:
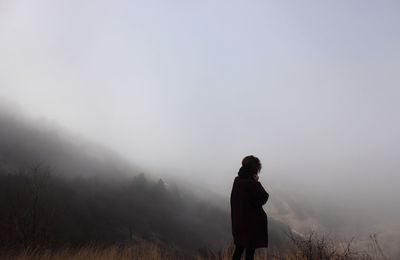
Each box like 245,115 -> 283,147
1,0 -> 400,218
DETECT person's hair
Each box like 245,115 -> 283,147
241,155 -> 262,174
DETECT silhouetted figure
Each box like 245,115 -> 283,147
230,155 -> 269,260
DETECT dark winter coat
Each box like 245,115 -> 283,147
230,171 -> 269,248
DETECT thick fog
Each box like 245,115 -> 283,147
1,0 -> 400,254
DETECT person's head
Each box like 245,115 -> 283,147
241,155 -> 262,174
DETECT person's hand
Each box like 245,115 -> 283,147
253,174 -> 259,181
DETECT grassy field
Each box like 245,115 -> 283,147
0,234 -> 388,260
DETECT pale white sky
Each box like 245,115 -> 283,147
1,0 -> 399,210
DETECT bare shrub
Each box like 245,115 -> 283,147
283,229 -> 387,260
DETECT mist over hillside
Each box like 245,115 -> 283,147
1,102 -> 399,258
0,103 -> 136,179
0,106 -> 292,255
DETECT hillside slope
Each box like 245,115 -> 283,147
0,107 -> 291,253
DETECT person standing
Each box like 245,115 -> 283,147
230,155 -> 269,260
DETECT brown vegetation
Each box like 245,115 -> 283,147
281,230 -> 388,260
0,232 -> 388,260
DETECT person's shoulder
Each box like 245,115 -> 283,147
234,176 -> 256,184
244,178 -> 261,188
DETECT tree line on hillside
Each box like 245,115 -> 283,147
0,164 -> 231,253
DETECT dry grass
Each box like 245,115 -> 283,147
1,244 -> 185,260
0,233 -> 388,260
1,244 -> 253,260
0,247 -> 385,260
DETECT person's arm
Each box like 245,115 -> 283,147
249,180 -> 269,207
